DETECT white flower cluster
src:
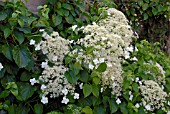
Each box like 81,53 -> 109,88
33,31 -> 75,99
0,63 -> 3,71
69,8 -> 133,97
139,80 -> 168,112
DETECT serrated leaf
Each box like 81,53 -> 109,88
65,15 -> 73,24
0,11 -> 7,21
16,82 -> 35,101
2,44 -> 13,61
64,71 -> 79,84
4,28 -> 12,39
62,3 -> 73,10
83,84 -> 92,97
109,99 -> 118,113
12,46 -> 31,68
0,90 -> 10,99
80,70 -> 89,82
81,106 -> 93,114
14,30 -> 25,44
34,104 -> 43,114
92,85 -> 99,97
96,63 -> 107,72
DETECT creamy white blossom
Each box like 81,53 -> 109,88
41,84 -> 47,90
30,78 -> 37,85
73,93 -> 79,99
135,103 -> 140,108
72,25 -> 77,31
62,89 -> 68,96
61,96 -> 69,104
30,39 -> 35,45
41,96 -> 48,104
116,98 -> 121,104
79,83 -> 83,89
41,61 -> 48,69
35,44 -> 41,50
89,63 -> 94,70
0,63 -> 3,71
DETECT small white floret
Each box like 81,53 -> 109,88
61,96 -> 69,104
145,105 -> 151,111
62,89 -> 68,96
73,93 -> 79,99
89,63 -> 94,70
116,98 -> 121,104
30,39 -> 35,45
79,83 -> 83,89
99,58 -> 105,63
41,96 -> 48,104
41,61 -> 48,69
93,58 -> 99,65
35,44 -> 41,51
41,84 -> 47,90
30,78 -> 37,85
135,103 -> 140,108
72,25 -> 77,31
0,63 -> 3,71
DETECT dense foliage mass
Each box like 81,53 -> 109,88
0,0 -> 170,114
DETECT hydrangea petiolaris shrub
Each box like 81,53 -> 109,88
34,8 -> 170,114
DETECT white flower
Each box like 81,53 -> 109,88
52,56 -> 58,61
168,101 -> 170,106
72,25 -> 77,31
107,12 -> 111,16
126,45 -> 133,52
99,58 -> 105,63
41,96 -> 48,104
35,44 -> 41,50
138,81 -> 142,85
61,96 -> 69,104
42,49 -> 48,54
135,77 -> 139,82
30,78 -> 37,85
125,51 -> 130,59
162,85 -> 164,90
131,57 -> 138,61
116,98 -> 121,104
41,61 -> 48,69
92,22 -> 96,25
100,88 -> 103,93
167,111 -> 170,114
74,93 -> 79,99
129,94 -> 133,101
69,40 -> 74,43
0,63 -> 3,71
135,47 -> 138,51
93,58 -> 99,65
79,83 -> 83,89
51,31 -> 59,36
29,39 -> 35,45
62,89 -> 68,95
106,62 -> 112,67
89,63 -> 94,70
135,103 -> 140,108
39,29 -> 44,32
101,37 -> 107,40
145,105 -> 151,111
41,84 -> 47,90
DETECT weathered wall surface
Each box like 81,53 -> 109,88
0,0 -> 46,14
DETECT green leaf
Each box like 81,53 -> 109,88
92,77 -> 100,85
4,28 -> 12,39
132,83 -> 139,92
152,8 -> 157,16
70,62 -> 81,75
48,0 -> 57,4
56,8 -> 64,16
0,90 -> 10,99
20,71 -> 31,81
12,46 -> 32,68
80,70 -> 89,82
0,11 -> 7,21
64,71 -> 79,84
14,30 -> 25,44
0,68 -> 6,79
63,10 -> 69,17
142,3 -> 148,11
93,106 -> 105,114
81,106 -> 93,114
120,102 -> 128,114
83,84 -> 92,97
96,63 -> 107,72
56,2 -> 61,9
16,105 -> 30,114
144,13 -> 148,20
16,82 -> 35,101
6,82 -> 18,96
92,85 -> 99,97
2,44 -> 13,61
62,3 -> 73,10
64,56 -> 72,64
65,15 -> 73,24
109,99 -> 118,113
34,104 -> 43,114
52,14 -> 62,26
18,18 -> 24,27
